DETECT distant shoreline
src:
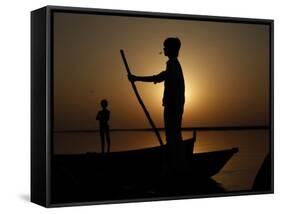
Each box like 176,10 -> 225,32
54,125 -> 270,133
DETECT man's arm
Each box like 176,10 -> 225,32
128,71 -> 166,83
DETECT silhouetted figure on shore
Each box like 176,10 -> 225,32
128,37 -> 185,173
96,99 -> 111,153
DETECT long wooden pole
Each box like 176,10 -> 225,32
120,49 -> 164,146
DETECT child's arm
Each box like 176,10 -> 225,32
96,112 -> 100,120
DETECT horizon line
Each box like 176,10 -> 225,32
54,125 -> 270,133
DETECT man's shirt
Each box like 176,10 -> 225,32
153,58 -> 185,110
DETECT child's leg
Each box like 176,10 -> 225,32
105,127 -> 111,153
100,129 -> 105,153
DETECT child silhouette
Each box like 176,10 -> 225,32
96,99 -> 111,153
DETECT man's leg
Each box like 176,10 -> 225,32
164,107 -> 176,145
164,107 -> 178,175
175,108 -> 183,143
164,107 -> 182,144
164,107 -> 185,174
174,109 -> 187,173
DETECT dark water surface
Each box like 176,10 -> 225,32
53,129 -> 269,191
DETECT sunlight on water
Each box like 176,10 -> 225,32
54,129 -> 269,191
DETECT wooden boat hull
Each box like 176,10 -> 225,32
51,136 -> 238,203
53,135 -> 238,180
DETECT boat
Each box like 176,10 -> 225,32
51,131 -> 238,203
53,131 -> 239,181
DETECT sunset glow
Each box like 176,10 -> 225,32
53,13 -> 270,131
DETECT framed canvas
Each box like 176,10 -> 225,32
31,5 -> 274,207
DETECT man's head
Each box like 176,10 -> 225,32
100,99 -> 108,109
163,37 -> 181,58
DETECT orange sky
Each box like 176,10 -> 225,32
53,12 -> 270,131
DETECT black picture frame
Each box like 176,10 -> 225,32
31,5 -> 274,208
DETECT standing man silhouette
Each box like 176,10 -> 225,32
128,37 -> 185,146
96,99 -> 111,153
128,37 -> 185,172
